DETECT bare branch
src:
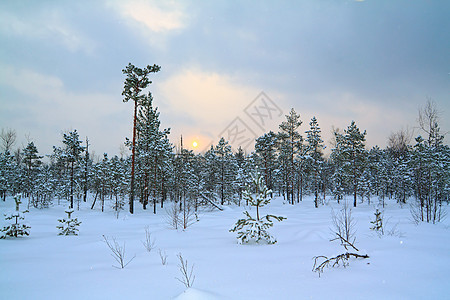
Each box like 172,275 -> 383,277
331,201 -> 357,250
158,249 -> 168,265
103,235 -> 135,269
142,227 -> 156,253
176,253 -> 195,288
0,128 -> 17,152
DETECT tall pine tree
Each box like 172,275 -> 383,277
122,63 -> 161,214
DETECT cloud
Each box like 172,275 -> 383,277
156,68 -> 280,149
0,64 -> 129,156
0,9 -> 96,54
282,90 -> 418,152
107,0 -> 187,33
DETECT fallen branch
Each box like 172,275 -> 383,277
312,252 -> 369,277
199,193 -> 224,211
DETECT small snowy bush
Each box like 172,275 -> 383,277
370,208 -> 384,235
230,172 -> 285,244
1,194 -> 31,239
57,209 -> 81,235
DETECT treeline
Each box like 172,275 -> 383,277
0,103 -> 448,223
0,64 -> 448,224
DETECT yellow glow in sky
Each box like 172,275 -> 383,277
192,141 -> 198,148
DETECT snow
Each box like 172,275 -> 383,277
1,197 -> 449,299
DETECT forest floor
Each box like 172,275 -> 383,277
1,195 -> 449,299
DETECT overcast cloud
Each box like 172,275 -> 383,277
0,0 -> 449,157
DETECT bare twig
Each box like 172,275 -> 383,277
165,204 -> 180,230
142,227 -> 156,253
176,253 -> 195,288
165,202 -> 196,230
331,201 -> 357,250
103,235 -> 135,269
158,249 -> 168,265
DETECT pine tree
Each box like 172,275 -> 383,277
34,164 -> 54,208
230,172 -> 285,244
82,137 -> 91,203
134,93 -> 172,213
255,131 -> 278,191
235,147 -> 252,206
202,146 -> 218,203
110,155 -> 127,218
340,121 -> 367,207
0,150 -> 15,201
278,108 -> 303,204
57,209 -> 81,235
21,142 -> 43,207
122,63 -> 161,214
62,130 -> 85,209
215,137 -> 237,205
305,117 -> 324,207
330,128 -> 346,202
186,153 -> 205,214
1,194 -> 30,239
387,129 -> 413,204
411,135 -> 448,223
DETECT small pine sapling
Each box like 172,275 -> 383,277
230,172 -> 285,244
370,208 -> 384,235
1,194 -> 31,239
57,209 -> 81,235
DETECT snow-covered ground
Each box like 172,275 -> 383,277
1,196 -> 449,299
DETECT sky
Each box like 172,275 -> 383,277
1,0 -> 449,158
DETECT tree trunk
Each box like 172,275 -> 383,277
83,137 -> 89,202
129,100 -> 138,214
70,161 -> 74,209
90,191 -> 98,209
